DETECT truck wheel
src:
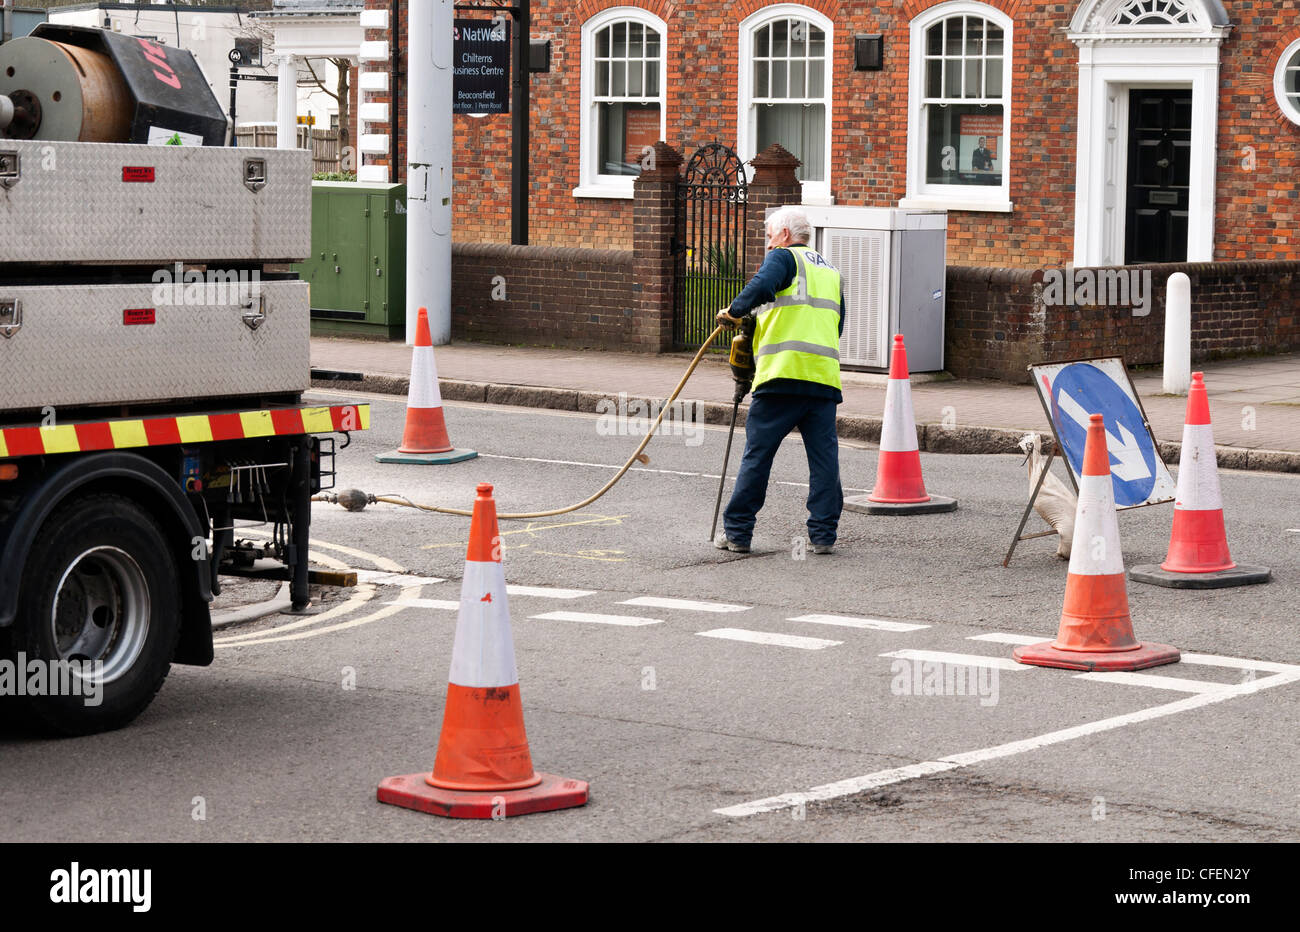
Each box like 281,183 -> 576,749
14,494 -> 181,735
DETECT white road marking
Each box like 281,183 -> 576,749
716,669 -> 1300,817
619,596 -> 749,613
792,613 -> 929,632
879,649 -> 1027,671
968,632 -> 1045,646
972,635 -> 1300,675
696,628 -> 842,650
215,584 -> 381,646
222,585 -> 427,646
530,611 -> 663,627
385,598 -> 460,611
1072,671 -> 1229,694
1180,653 -> 1300,674
356,570 -> 446,586
239,529 -> 405,573
213,535 -> 400,644
507,585 -> 595,599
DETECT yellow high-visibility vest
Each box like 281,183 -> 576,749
751,245 -> 842,392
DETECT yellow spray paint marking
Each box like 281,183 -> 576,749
533,549 -> 628,563
420,514 -> 628,551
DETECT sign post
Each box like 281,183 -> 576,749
1004,357 -> 1176,565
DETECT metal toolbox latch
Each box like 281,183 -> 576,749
243,157 -> 267,192
0,151 -> 19,189
241,294 -> 266,331
0,299 -> 21,338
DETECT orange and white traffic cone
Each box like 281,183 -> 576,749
1014,414 -> 1179,672
845,334 -> 957,515
377,483 -> 589,818
375,307 -> 477,465
1130,372 -> 1270,588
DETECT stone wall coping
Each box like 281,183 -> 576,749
454,242 -> 635,265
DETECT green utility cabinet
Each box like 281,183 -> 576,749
297,181 -> 406,340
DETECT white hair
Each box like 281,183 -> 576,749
766,206 -> 813,244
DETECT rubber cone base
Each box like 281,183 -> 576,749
1013,640 -> 1180,672
843,493 -> 957,515
375,448 -> 478,465
1129,563 -> 1271,589
377,771 -> 589,819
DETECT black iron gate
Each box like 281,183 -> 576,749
673,143 -> 748,351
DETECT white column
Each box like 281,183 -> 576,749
1164,272 -> 1192,395
277,54 -> 298,150
406,0 -> 455,345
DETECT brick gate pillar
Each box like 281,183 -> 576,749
632,141 -> 684,352
744,144 -> 803,277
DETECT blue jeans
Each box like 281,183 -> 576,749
723,393 -> 842,547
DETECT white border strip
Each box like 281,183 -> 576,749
1072,671 -> 1228,694
696,629 -> 842,650
620,596 -> 750,613
531,611 -> 663,627
507,585 -> 595,599
879,649 -> 1028,672
793,613 -> 929,632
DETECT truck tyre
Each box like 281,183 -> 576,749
13,494 -> 182,735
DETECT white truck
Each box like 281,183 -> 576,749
0,25 -> 366,734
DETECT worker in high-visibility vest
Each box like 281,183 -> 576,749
714,205 -> 845,554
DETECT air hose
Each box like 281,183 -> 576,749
314,323 -> 726,520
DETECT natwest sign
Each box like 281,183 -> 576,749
453,18 -> 510,115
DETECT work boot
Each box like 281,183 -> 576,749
714,532 -> 751,554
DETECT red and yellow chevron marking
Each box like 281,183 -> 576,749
0,404 -> 369,460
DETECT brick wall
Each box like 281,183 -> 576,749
451,243 -> 638,348
362,0 -> 406,183
370,0 -> 1300,267
946,262 -> 1300,382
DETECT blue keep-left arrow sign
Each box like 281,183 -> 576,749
1046,363 -> 1159,506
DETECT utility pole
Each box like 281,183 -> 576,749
406,0 -> 455,344
2,0 -> 15,46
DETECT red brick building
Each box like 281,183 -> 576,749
362,0 -> 1300,268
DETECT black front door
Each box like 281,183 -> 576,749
1125,89 -> 1192,263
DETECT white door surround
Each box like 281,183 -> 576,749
1069,0 -> 1231,266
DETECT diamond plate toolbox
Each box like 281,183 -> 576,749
0,281 -> 309,410
0,141 -> 311,264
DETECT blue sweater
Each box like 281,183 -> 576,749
729,248 -> 846,403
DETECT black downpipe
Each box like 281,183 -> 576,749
391,0 -> 400,183
511,0 -> 529,244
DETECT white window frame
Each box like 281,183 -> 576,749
737,4 -> 834,205
1274,38 -> 1300,126
901,1 -> 1014,213
574,7 -> 668,200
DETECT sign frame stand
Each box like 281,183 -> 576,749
1002,444 -> 1072,568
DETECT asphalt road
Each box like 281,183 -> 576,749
2,390 -> 1297,842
